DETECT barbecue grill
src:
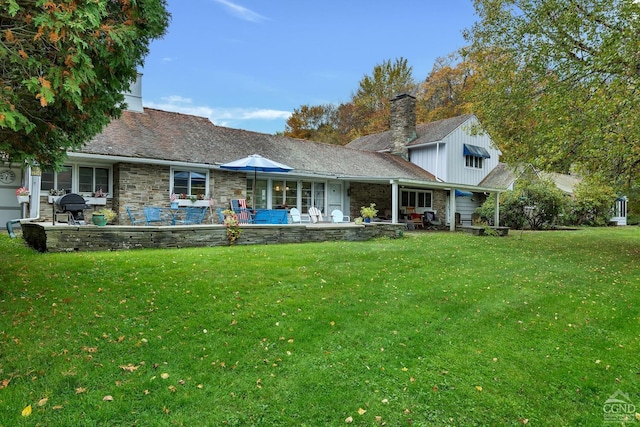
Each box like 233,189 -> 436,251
54,193 -> 90,225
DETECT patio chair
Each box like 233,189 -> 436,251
405,207 -> 424,229
175,207 -> 207,225
125,206 -> 145,226
230,199 -> 253,224
308,207 -> 325,223
216,208 -> 226,223
143,206 -> 168,226
424,210 -> 442,230
330,209 -> 351,223
289,207 -> 310,223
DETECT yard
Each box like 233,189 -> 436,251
1,228 -> 639,426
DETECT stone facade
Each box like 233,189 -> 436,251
390,94 -> 416,160
21,222 -> 406,252
36,163 -> 253,226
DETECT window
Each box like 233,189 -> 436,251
41,164 -> 112,195
463,144 -> 489,169
271,180 -> 297,208
172,170 -> 207,197
465,155 -> 484,169
41,166 -> 73,193
79,166 -> 110,194
401,189 -> 432,209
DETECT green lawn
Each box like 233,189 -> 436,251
1,228 -> 639,426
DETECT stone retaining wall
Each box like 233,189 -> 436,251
21,222 -> 405,252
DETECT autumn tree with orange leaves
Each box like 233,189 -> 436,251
0,0 -> 169,168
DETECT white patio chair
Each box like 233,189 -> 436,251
308,207 -> 324,223
330,209 -> 351,223
290,207 -> 310,223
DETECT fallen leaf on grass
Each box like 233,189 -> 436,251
161,373 -> 170,379
476,386 -> 483,391
37,397 -> 48,406
103,395 -> 113,401
76,387 -> 88,394
345,416 -> 353,423
120,364 -> 139,372
0,378 -> 10,389
358,407 -> 367,415
21,405 -> 32,417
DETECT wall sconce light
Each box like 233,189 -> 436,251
275,185 -> 281,192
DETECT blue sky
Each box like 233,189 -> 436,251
141,0 -> 478,134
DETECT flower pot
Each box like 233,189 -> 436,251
171,201 -> 179,209
17,195 -> 29,204
364,217 -> 371,223
92,214 -> 107,226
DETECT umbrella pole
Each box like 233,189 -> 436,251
253,169 -> 257,210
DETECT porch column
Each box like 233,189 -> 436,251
391,180 -> 399,223
494,192 -> 500,226
449,189 -> 456,231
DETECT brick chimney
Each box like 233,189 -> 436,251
390,93 -> 416,160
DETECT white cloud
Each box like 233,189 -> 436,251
144,99 -> 290,129
161,95 -> 192,104
213,0 -> 267,23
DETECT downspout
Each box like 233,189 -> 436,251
7,166 -> 41,238
435,142 -> 439,181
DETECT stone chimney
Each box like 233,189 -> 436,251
389,93 -> 416,161
123,73 -> 144,113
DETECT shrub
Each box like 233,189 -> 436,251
476,177 -> 567,229
565,179 -> 618,226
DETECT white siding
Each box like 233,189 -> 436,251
410,143 -> 448,181
409,116 -> 501,186
445,118 -> 500,186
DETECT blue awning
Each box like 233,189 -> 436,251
463,144 -> 490,158
455,189 -> 473,197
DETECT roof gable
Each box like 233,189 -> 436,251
346,114 -> 475,152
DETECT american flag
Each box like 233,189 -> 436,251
170,193 -> 176,202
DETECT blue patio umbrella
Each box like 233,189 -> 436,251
219,154 -> 293,209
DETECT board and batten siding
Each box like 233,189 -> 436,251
409,117 -> 500,187
410,143 -> 448,182
445,118 -> 500,186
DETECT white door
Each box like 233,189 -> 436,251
327,183 -> 343,214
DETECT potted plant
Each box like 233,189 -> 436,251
360,203 -> 378,223
92,208 -> 117,226
16,187 -> 30,204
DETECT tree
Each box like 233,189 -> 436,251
464,0 -> 640,192
283,104 -> 341,145
415,53 -> 475,123
351,57 -> 417,137
0,0 -> 170,168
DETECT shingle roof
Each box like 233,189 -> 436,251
80,108 -> 436,182
346,114 -> 475,151
479,163 -> 581,193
